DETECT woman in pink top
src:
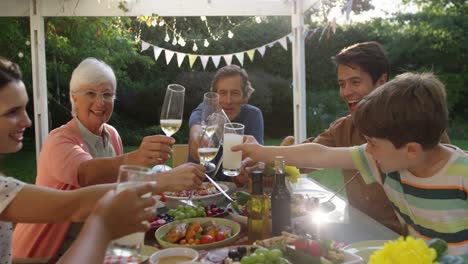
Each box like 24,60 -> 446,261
12,58 -> 205,259
0,57 -> 168,264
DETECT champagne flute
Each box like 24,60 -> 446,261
160,84 -> 185,137
160,84 -> 185,171
198,113 -> 224,171
200,92 -> 222,171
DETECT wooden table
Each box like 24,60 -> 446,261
291,176 -> 399,243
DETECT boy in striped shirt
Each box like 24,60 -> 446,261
234,72 -> 467,255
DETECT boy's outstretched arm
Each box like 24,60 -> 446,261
232,135 -> 356,170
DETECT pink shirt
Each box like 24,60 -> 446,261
12,118 -> 123,258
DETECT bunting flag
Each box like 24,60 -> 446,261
153,46 -> 163,61
165,50 -> 175,65
278,37 -> 288,50
257,46 -> 266,57
141,41 -> 150,52
176,52 -> 186,67
141,32 -> 303,70
234,52 -> 244,66
223,54 -> 233,65
200,55 -> 210,70
188,55 -> 197,68
246,49 -> 256,62
212,55 -> 221,68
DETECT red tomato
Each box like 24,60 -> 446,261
200,235 -> 214,244
307,240 -> 324,256
294,239 -> 308,252
215,231 -> 226,241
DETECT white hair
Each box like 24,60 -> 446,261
69,58 -> 117,116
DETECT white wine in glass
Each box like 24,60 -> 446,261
160,84 -> 185,137
160,119 -> 182,137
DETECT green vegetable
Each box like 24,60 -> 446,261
236,191 -> 251,205
427,238 -> 448,259
438,255 -> 465,264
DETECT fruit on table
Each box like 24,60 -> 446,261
200,234 -> 215,244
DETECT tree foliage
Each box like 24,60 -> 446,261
0,0 -> 466,143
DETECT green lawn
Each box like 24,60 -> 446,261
2,139 -> 468,192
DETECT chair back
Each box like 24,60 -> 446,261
172,144 -> 189,167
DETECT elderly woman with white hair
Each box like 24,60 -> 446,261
12,58 -> 205,259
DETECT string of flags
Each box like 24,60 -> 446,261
141,22 -> 336,70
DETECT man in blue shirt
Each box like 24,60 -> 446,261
188,65 -> 264,185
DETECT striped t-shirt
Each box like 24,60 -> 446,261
351,144 -> 468,256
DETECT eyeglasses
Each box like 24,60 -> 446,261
74,90 -> 116,102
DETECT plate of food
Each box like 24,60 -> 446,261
198,232 -> 363,264
155,217 -> 241,251
164,182 -> 229,208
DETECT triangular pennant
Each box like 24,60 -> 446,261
278,37 -> 288,50
200,55 -> 209,70
267,41 -> 276,48
141,41 -> 150,52
234,52 -> 244,66
223,54 -> 233,65
188,55 -> 197,68
287,33 -> 294,43
257,46 -> 266,57
211,55 -> 221,68
165,50 -> 175,65
153,46 -> 163,61
246,49 -> 255,62
176,52 -> 186,67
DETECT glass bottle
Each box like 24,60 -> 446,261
271,156 -> 291,236
247,170 -> 271,243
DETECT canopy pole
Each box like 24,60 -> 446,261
291,0 -> 307,143
30,0 -> 49,162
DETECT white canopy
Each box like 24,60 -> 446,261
1,0 -> 319,159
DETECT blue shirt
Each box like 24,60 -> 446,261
188,103 -> 264,181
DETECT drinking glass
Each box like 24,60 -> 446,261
160,84 -> 185,171
222,123 -> 244,176
160,84 -> 185,137
200,92 -> 221,171
197,114 -> 223,170
108,165 -> 154,258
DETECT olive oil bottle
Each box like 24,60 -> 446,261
247,170 -> 271,243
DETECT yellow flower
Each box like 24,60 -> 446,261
285,165 -> 301,183
369,236 -> 437,264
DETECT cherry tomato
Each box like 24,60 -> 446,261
215,231 -> 226,241
307,240 -> 324,256
294,239 -> 308,252
200,235 -> 214,244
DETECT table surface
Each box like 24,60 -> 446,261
290,176 -> 399,244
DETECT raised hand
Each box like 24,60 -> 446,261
92,183 -> 157,240
125,135 -> 175,166
157,163 -> 206,192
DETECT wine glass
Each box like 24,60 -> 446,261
160,84 -> 185,171
200,92 -> 222,171
198,113 -> 225,172
160,84 -> 185,136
